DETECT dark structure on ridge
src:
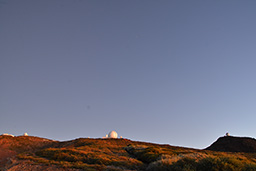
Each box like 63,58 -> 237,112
206,136 -> 256,153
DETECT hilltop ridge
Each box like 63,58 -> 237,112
1,135 -> 256,170
206,136 -> 256,153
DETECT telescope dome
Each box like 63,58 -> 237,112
108,131 -> 118,138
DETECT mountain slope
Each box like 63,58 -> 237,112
206,136 -> 256,153
0,135 -> 57,168
1,135 -> 256,170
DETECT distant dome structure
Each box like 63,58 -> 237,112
24,133 -> 28,136
2,133 -> 14,137
226,132 -> 230,136
108,131 -> 118,138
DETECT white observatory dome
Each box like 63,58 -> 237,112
108,131 -> 118,138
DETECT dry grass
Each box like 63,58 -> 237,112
1,135 -> 256,171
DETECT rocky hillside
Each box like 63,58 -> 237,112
206,136 -> 256,153
1,135 -> 256,171
0,135 -> 58,170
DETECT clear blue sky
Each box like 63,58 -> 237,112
1,0 -> 256,149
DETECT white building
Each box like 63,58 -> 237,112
103,131 -> 120,138
2,133 -> 14,137
108,131 -> 118,138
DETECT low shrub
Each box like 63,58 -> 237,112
125,145 -> 161,163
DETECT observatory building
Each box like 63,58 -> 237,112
104,131 -> 119,138
2,133 -> 14,137
108,131 -> 118,138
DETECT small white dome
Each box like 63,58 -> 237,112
24,133 -> 28,136
108,131 -> 118,138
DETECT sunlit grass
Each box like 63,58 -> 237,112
3,136 -> 256,171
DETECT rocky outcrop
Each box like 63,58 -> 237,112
206,136 -> 256,153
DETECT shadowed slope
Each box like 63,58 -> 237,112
206,136 -> 256,153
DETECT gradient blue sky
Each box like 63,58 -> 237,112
1,0 -> 256,149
